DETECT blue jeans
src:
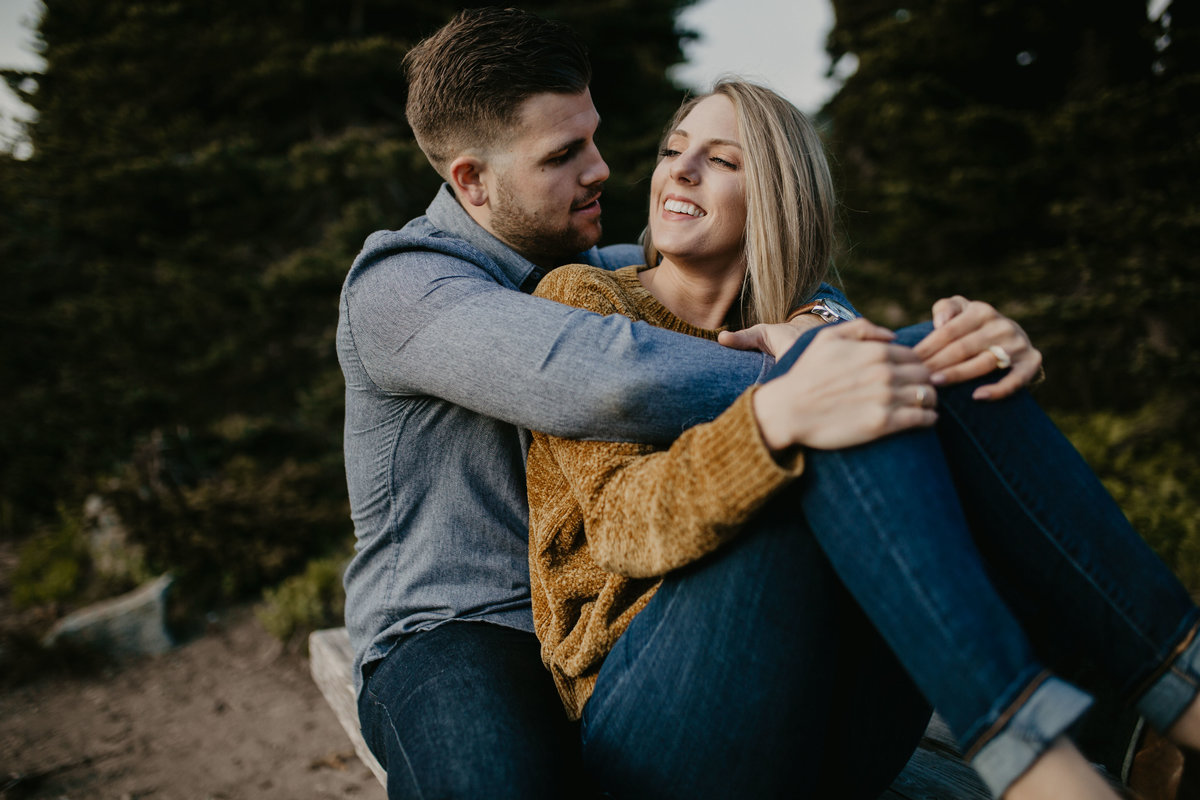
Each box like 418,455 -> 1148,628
785,322 -> 1200,794
359,621 -> 591,799
583,322 -> 1200,798
580,507 -> 933,799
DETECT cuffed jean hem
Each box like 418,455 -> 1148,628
1136,616 -> 1200,733
970,675 -> 1094,798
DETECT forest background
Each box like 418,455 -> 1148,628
1,0 -> 1197,657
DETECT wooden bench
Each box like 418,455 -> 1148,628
310,627 -> 388,787
310,626 -> 993,798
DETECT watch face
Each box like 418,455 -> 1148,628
822,298 -> 856,321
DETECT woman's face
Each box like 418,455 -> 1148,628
649,94 -> 747,273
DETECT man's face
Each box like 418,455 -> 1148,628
485,89 -> 610,266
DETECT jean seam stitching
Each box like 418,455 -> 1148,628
374,697 -> 423,800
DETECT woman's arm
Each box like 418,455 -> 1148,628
529,266 -> 803,577
532,389 -> 801,578
531,267 -> 940,577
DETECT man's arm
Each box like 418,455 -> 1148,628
341,247 -> 770,445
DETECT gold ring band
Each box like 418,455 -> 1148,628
915,385 -> 928,407
988,345 -> 1013,370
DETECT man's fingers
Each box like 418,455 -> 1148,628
717,328 -> 762,351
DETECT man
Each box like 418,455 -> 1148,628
337,10 -> 806,798
338,8 -> 1034,799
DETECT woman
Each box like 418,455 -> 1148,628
527,80 -> 1200,800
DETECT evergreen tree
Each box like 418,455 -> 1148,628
823,0 -> 1200,583
0,0 -> 696,606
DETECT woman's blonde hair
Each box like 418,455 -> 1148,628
643,80 -> 837,325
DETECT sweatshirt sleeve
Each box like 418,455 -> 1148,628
340,244 -> 771,445
529,267 -> 804,578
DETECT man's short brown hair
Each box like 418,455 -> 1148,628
403,8 -> 592,175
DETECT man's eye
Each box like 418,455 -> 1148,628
547,152 -> 571,165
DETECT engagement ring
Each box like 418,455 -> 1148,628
988,345 -> 1012,370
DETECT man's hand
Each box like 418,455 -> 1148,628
753,319 -> 938,452
717,314 -> 827,358
912,296 -> 1042,401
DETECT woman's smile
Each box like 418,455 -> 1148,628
663,196 -> 706,218
648,94 -> 747,273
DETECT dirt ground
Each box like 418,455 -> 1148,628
0,604 -> 385,800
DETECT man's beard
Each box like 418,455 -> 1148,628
490,180 -> 601,267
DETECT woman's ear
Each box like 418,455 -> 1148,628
448,156 -> 489,207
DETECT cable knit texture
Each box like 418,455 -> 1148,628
527,264 -> 806,720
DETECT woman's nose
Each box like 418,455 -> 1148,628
670,153 -> 698,184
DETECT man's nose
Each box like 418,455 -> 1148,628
582,143 -> 610,185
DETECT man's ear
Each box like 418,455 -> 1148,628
448,155 -> 489,207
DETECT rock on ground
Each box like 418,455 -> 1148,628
41,574 -> 175,659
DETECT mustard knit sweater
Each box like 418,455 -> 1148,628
527,264 -> 807,720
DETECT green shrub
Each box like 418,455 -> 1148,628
256,553 -> 348,646
1053,396 -> 1200,591
11,507 -> 89,609
104,423 -> 351,619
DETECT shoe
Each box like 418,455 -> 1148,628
1126,726 -> 1200,800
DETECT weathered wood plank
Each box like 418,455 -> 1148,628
309,627 -> 387,787
886,729 -> 990,799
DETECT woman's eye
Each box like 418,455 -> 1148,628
658,148 -> 680,158
711,156 -> 738,170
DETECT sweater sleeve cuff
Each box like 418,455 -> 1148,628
693,387 -> 805,514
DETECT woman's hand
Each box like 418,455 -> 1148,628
753,318 -> 938,452
717,314 -> 826,358
912,296 -> 1043,401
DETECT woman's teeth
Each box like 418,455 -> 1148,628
664,199 -> 705,217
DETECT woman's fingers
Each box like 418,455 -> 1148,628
925,319 -> 1026,374
912,299 -> 999,362
824,317 -> 897,343
972,349 -> 1043,401
926,325 -> 1027,378
911,298 -> 1043,398
884,404 -> 941,435
752,327 -> 938,452
931,295 -> 969,329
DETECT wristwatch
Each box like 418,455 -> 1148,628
787,298 -> 856,324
